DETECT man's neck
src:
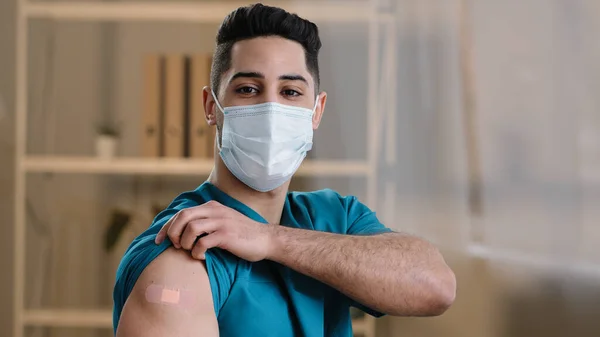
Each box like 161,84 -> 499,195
207,155 -> 288,225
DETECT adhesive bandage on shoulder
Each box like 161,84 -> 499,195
145,284 -> 196,309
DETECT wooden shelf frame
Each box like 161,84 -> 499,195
22,156 -> 370,176
12,1 -> 399,337
23,1 -> 393,23
22,308 -> 370,334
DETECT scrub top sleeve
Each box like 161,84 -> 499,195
156,215 -> 235,317
345,196 -> 393,236
158,197 -> 235,315
114,209 -> 234,330
203,248 -> 235,316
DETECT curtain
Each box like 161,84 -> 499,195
369,0 -> 600,272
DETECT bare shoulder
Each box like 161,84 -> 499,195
116,247 -> 219,337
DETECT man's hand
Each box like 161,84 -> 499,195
155,200 -> 274,262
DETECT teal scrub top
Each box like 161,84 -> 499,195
113,182 -> 392,337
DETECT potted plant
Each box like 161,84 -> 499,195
96,122 -> 119,159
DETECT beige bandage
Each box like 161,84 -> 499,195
145,284 -> 195,308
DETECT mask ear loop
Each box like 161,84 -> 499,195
211,89 -> 225,150
312,94 -> 320,113
211,89 -> 225,113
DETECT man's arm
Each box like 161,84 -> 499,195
155,201 -> 456,317
268,229 -> 456,317
116,247 -> 219,337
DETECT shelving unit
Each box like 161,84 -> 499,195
22,156 -> 371,176
13,1 -> 397,337
24,1 -> 394,23
23,309 -> 371,333
23,309 -> 113,329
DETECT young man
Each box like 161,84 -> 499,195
113,4 -> 456,336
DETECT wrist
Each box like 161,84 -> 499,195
265,224 -> 285,261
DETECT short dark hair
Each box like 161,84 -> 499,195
210,3 -> 322,96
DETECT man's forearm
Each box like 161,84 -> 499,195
267,227 -> 456,316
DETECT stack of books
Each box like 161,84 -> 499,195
140,53 -> 216,159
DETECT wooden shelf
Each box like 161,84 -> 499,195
23,1 -> 389,23
23,308 -> 370,332
24,309 -> 112,328
21,156 -> 370,177
14,1 -> 391,336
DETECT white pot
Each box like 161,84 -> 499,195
96,135 -> 118,159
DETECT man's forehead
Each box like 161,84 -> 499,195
226,37 -> 312,81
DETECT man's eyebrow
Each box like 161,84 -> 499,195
279,74 -> 308,84
229,71 -> 265,83
228,72 -> 308,85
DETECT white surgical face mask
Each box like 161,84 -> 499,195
212,90 -> 318,192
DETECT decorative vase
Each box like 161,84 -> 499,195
95,135 -> 118,159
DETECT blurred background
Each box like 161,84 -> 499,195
1,0 -> 599,336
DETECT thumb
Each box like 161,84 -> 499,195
155,222 -> 171,244
155,213 -> 180,244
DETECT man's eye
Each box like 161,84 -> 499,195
236,87 -> 258,94
282,89 -> 300,97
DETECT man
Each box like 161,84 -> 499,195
113,3 -> 456,336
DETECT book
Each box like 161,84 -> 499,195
140,54 -> 162,157
163,54 -> 186,158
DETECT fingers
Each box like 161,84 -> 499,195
191,232 -> 224,260
155,201 -> 225,246
155,212 -> 177,244
180,219 -> 221,250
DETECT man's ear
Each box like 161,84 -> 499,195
203,86 -> 217,126
312,91 -> 327,130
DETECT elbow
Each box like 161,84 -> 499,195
415,242 -> 457,316
421,267 -> 457,316
389,266 -> 456,317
